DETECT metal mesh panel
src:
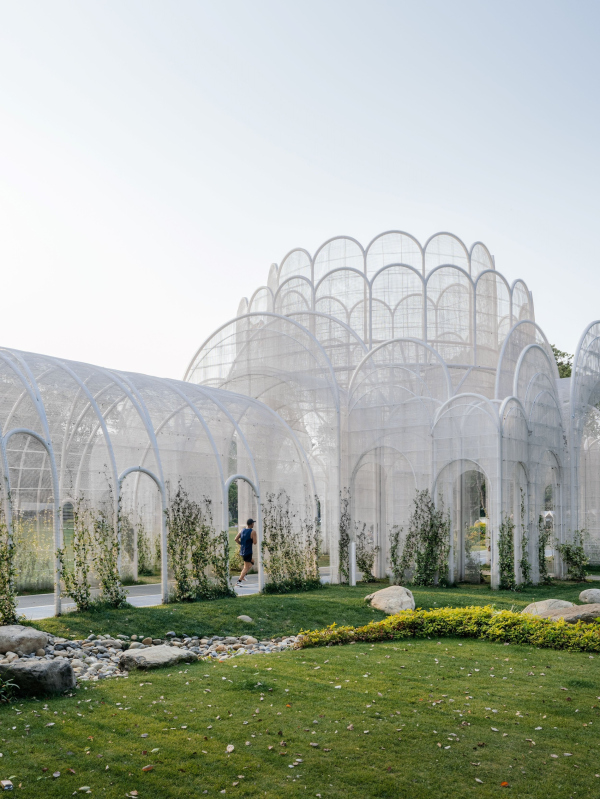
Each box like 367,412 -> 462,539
424,233 -> 470,274
365,231 -> 423,277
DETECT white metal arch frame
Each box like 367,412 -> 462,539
349,338 -> 453,399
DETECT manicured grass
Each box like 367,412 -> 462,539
1,637 -> 599,797
29,580 -> 587,642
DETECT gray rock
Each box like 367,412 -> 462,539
119,644 -> 198,671
364,585 -> 415,614
521,599 -> 574,616
0,625 -> 49,656
542,603 -> 600,624
128,642 -> 144,649
0,657 -> 75,695
237,615 -> 253,623
579,588 -> 600,604
165,631 -> 176,637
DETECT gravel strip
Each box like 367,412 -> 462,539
0,632 -> 299,683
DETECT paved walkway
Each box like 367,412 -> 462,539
17,568 -> 330,620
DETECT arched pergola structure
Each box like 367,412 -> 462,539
1,348 -> 315,607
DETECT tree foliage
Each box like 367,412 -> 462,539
552,345 -> 573,378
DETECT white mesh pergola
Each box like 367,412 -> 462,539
186,230 -> 584,587
0,348 -> 315,609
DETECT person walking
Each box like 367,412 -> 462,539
235,518 -> 257,587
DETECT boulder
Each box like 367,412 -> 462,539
237,615 -> 253,623
542,603 -> 600,624
0,658 -> 75,695
579,588 -> 600,604
364,585 -> 415,614
521,599 -> 574,616
119,644 -> 197,671
0,625 -> 49,656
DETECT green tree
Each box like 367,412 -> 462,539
551,345 -> 573,378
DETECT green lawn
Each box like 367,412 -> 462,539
1,636 -> 599,797
31,580 -> 587,642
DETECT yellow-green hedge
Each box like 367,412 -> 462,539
297,605 -> 600,652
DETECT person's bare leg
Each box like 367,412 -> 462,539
238,562 -> 251,583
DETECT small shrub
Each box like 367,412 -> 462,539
556,530 -> 589,582
0,675 -> 17,704
297,605 -> 600,653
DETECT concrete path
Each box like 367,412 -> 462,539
17,568 -> 330,620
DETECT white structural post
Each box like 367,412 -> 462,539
349,541 -> 357,587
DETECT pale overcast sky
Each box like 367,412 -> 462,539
1,1 -> 599,378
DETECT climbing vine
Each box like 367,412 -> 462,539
389,524 -> 402,585
518,488 -> 532,586
338,489 -> 351,583
95,507 -> 129,608
355,522 -> 380,582
0,497 -> 18,625
136,520 -> 154,576
398,489 -> 451,587
538,514 -> 553,584
57,498 -> 93,611
261,489 -> 321,594
498,515 -> 516,590
166,482 -> 234,602
556,530 -> 589,581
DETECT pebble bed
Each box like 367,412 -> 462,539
0,632 -> 299,682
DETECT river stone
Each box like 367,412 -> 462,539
542,603 -> 600,624
0,625 -> 49,656
0,658 -> 75,695
579,588 -> 600,604
119,644 -> 197,671
364,585 -> 415,614
521,599 -> 574,616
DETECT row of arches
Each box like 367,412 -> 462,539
274,231 -> 495,284
0,348 -> 316,604
243,263 -> 533,364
